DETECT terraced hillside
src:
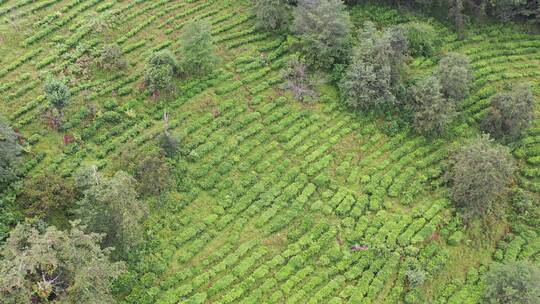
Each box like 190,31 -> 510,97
0,0 -> 539,303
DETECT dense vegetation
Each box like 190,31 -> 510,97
0,0 -> 539,303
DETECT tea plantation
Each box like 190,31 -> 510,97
0,0 -> 539,303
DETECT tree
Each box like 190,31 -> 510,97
398,21 -> 440,57
0,220 -> 125,304
178,20 -> 218,77
18,173 -> 76,224
434,52 -> 473,101
143,50 -> 177,97
481,84 -> 534,142
135,153 -> 171,196
484,261 -> 540,304
448,0 -> 469,38
43,77 -> 70,110
282,56 -> 318,102
291,0 -> 352,68
339,23 -> 409,111
98,43 -> 127,70
158,131 -> 179,158
252,0 -> 290,32
339,59 -> 395,110
75,168 -> 147,258
410,76 -> 455,137
0,118 -> 21,191
449,135 -> 515,221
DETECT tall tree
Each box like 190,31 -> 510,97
291,0 -> 352,68
252,0 -> 290,32
143,50 -> 177,97
448,0 -> 469,38
484,261 -> 540,304
178,20 -> 218,77
0,221 -> 125,304
18,173 -> 76,224
75,168 -> 147,258
481,84 -> 534,142
0,118 -> 21,192
410,76 -> 455,137
434,52 -> 473,102
339,23 -> 409,111
449,135 -> 515,221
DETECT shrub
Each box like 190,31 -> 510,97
98,43 -> 127,70
43,77 -> 70,109
158,131 -> 180,158
282,56 -> 318,102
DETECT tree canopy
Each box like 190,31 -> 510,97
434,52 -> 473,101
0,118 -> 22,192
143,50 -> 177,97
75,168 -> 147,258
484,261 -> 540,304
339,23 -> 409,111
252,0 -> 290,32
481,84 -> 534,142
449,135 -> 515,221
43,77 -> 71,110
178,20 -> 218,77
410,76 -> 455,137
0,221 -> 125,304
291,0 -> 352,68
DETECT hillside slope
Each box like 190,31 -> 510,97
0,0 -> 539,303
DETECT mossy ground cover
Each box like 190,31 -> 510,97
0,0 -> 538,303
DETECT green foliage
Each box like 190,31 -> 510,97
0,118 -> 21,192
75,168 -> 147,258
252,0 -> 290,32
43,77 -> 70,109
178,20 -> 218,77
484,261 -> 540,304
0,220 -> 125,304
434,52 -> 473,101
481,84 -> 534,142
291,0 -> 352,68
449,135 -> 515,221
